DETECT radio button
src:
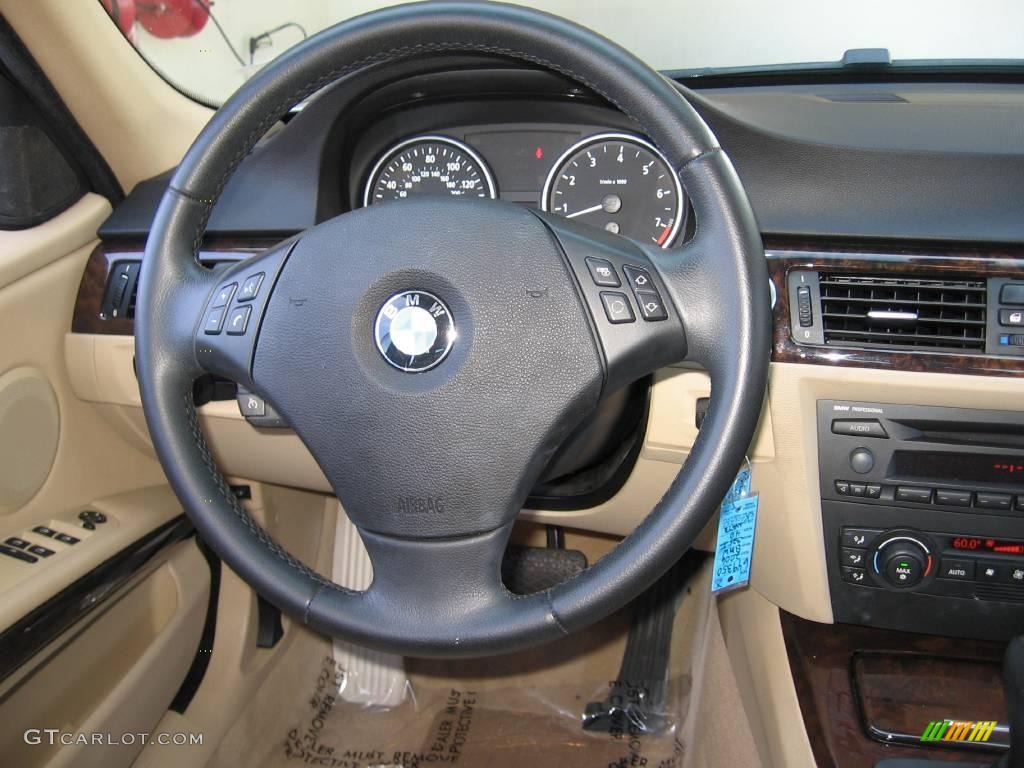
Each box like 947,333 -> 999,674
850,448 -> 875,474
835,480 -> 850,496
976,493 -> 1012,511
938,558 -> 976,580
850,483 -> 867,497
841,566 -> 868,585
865,483 -> 882,499
832,419 -> 888,438
896,487 -> 933,504
936,489 -> 972,507
841,547 -> 868,568
1017,496 -> 1024,512
840,528 -> 880,548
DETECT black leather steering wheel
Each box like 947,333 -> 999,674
135,1 -> 769,658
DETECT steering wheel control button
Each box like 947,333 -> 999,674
238,272 -> 265,301
831,419 -> 888,438
226,306 -> 252,336
585,257 -> 620,287
600,292 -> 635,324
374,290 -> 455,373
635,292 -> 668,321
237,392 -> 266,418
622,265 -> 654,293
896,486 -> 933,504
203,307 -> 226,335
939,558 -> 976,580
0,544 -> 37,564
849,447 -> 875,474
212,283 -> 236,309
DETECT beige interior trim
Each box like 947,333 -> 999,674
0,194 -> 109,291
718,588 -> 815,768
0,540 -> 208,768
0,485 -> 184,635
0,1 -> 211,191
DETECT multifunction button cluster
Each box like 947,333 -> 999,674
838,527 -> 1024,591
0,522 -> 83,565
835,479 -> 1023,513
997,283 -> 1024,349
584,258 -> 668,324
204,271 -> 265,337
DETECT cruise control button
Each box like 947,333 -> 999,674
976,492 -> 1012,511
635,292 -> 668,321
238,272 -> 265,301
831,419 -> 888,438
896,486 -> 933,504
212,283 -> 236,309
237,392 -> 266,418
938,558 -> 975,580
622,265 -> 655,293
203,307 -> 226,335
840,547 -> 867,567
841,566 -> 868,585
600,292 -> 635,324
226,305 -> 252,336
936,489 -> 972,507
585,258 -> 620,287
840,528 -> 879,548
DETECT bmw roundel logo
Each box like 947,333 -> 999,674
374,290 -> 456,372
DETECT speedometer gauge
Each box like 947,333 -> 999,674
363,135 -> 497,207
542,133 -> 684,248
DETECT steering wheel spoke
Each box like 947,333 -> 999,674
192,239 -> 297,386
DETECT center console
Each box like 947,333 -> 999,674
819,400 -> 1024,640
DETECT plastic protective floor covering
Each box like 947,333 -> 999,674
205,565 -> 710,768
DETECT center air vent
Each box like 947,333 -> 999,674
818,273 -> 987,352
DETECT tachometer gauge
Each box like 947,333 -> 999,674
542,133 -> 684,248
363,135 -> 498,206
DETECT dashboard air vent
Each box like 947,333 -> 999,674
819,273 -> 987,352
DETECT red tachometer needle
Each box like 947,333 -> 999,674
656,225 -> 672,246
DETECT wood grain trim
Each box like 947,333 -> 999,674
766,241 -> 1024,378
71,241 -> 276,335
781,611 -> 1007,767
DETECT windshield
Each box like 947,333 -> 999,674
100,0 -> 1024,105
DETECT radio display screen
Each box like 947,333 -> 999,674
893,451 -> 1024,485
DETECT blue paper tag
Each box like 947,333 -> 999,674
711,468 -> 758,594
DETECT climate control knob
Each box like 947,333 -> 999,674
876,537 -> 932,588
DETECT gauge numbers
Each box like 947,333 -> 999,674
364,135 -> 497,207
542,133 -> 684,248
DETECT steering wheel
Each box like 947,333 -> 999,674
135,1 -> 769,658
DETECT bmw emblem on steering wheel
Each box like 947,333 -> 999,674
374,290 -> 456,372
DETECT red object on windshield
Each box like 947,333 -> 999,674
137,0 -> 210,39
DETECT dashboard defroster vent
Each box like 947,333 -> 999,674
818,273 -> 987,352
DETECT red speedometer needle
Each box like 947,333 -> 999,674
656,225 -> 672,246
